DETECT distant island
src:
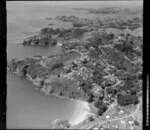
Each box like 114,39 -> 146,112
74,7 -> 142,15
8,6 -> 143,129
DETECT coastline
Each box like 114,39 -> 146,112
14,70 -> 93,126
26,72 -> 93,126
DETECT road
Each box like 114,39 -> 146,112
79,102 -> 140,129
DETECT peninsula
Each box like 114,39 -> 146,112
8,6 -> 143,129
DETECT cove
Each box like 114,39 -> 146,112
7,72 -> 78,129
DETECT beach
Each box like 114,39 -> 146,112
69,100 -> 93,126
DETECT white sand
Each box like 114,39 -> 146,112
69,100 -> 92,126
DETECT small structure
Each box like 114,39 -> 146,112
121,121 -> 125,124
78,87 -> 81,90
130,126 -> 134,130
115,126 -> 118,129
119,110 -> 124,114
57,42 -> 62,46
129,121 -> 133,125
106,116 -> 110,119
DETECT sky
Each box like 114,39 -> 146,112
7,1 -> 143,8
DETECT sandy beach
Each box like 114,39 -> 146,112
69,100 -> 93,126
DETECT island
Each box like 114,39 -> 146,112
8,6 -> 143,130
74,7 -> 142,15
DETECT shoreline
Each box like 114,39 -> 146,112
11,70 -> 92,126
11,70 -> 93,127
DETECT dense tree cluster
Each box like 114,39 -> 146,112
106,87 -> 117,95
19,64 -> 29,77
79,80 -> 93,94
88,49 -> 101,59
97,104 -> 108,116
54,119 -> 71,129
40,27 -> 52,35
87,93 -> 95,102
114,34 -> 142,61
51,61 -> 64,71
87,33 -> 114,53
94,97 -> 108,116
117,94 -> 139,106
88,116 -> 95,122
94,99 -> 103,108
92,71 -> 104,86
119,80 -> 135,93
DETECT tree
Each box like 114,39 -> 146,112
59,92 -> 63,96
19,68 -> 27,77
107,33 -> 115,40
40,80 -> 45,86
106,87 -> 117,95
99,103 -> 108,111
94,99 -> 103,108
88,93 -> 94,102
88,116 -> 95,122
97,109 -> 104,116
137,72 -> 142,80
130,88 -> 137,95
134,120 -> 139,126
98,93 -> 104,100
50,39 -> 57,46
82,58 -> 88,65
